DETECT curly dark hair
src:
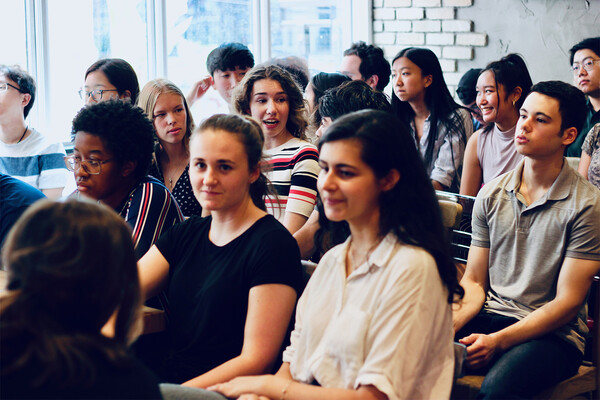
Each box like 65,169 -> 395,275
71,100 -> 154,180
232,64 -> 308,140
343,41 -> 391,91
318,80 -> 392,121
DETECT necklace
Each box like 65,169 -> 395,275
16,126 -> 28,144
348,235 -> 385,271
168,162 -> 188,190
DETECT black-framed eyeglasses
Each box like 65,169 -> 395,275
78,88 -> 120,102
0,82 -> 23,93
571,59 -> 600,73
64,155 -> 114,175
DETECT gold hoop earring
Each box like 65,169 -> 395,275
512,99 -> 516,107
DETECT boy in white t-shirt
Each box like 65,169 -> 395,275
0,64 -> 67,198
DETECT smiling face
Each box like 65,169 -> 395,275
189,129 -> 258,214
317,138 -> 387,227
152,92 -> 187,146
515,92 -> 574,159
572,48 -> 600,97
476,70 -> 517,128
248,78 -> 291,147
213,66 -> 251,102
73,131 -> 134,208
391,57 -> 431,104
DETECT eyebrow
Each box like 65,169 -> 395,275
253,91 -> 286,96
73,148 -> 104,155
573,56 -> 596,63
520,108 -> 552,119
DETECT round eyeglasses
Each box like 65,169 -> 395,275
64,155 -> 113,175
78,88 -> 120,102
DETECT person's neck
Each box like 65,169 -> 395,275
588,92 -> 600,112
160,140 -> 188,163
519,154 -> 563,205
346,210 -> 383,274
495,109 -> 519,132
409,97 -> 430,119
100,178 -> 138,210
0,118 -> 27,144
209,197 -> 266,246
264,131 -> 293,150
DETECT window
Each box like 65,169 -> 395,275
16,0 -> 371,143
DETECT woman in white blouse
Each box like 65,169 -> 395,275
207,110 -> 464,400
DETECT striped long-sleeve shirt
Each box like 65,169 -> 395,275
263,137 -> 320,220
117,176 -> 184,259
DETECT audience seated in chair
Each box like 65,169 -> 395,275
566,37 -> 600,157
0,199 -> 161,399
138,78 -> 203,218
138,114 -> 303,387
233,65 -> 319,235
460,54 -> 533,197
453,81 -> 600,399
67,100 -> 183,259
0,65 -> 68,198
294,79 -> 392,260
197,110 -> 464,400
391,47 -> 473,192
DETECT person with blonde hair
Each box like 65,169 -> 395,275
138,78 -> 201,217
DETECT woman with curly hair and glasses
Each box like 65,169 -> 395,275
232,65 -> 320,234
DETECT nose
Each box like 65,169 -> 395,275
266,99 -> 277,115
517,115 -> 531,132
203,166 -> 217,186
318,169 -> 336,193
75,163 -> 90,180
394,74 -> 402,87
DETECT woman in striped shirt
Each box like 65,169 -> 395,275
233,65 -> 320,234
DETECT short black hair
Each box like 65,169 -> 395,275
569,37 -> 600,65
85,59 -> 140,103
529,81 -> 587,134
269,56 -> 310,91
71,100 -> 154,180
207,42 -> 255,76
319,80 -> 392,121
343,41 -> 391,91
456,68 -> 481,105
0,64 -> 36,118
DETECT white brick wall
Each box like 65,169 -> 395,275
372,0 -> 487,94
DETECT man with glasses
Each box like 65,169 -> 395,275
566,37 -> 600,157
0,64 -> 67,198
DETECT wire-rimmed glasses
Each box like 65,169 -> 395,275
64,155 -> 113,175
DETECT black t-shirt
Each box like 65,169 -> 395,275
155,214 -> 303,383
1,353 -> 161,399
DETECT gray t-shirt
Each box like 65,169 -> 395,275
471,159 -> 600,353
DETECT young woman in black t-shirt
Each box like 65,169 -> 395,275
138,114 -> 303,387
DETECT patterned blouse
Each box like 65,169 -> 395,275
149,162 -> 202,218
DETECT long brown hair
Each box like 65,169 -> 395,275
0,199 -> 142,387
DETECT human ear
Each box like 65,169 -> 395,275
21,93 -> 31,108
365,74 -> 379,90
121,160 -> 137,177
560,127 -> 578,146
380,169 -> 400,192
249,166 -> 261,184
510,87 -> 523,107
423,74 -> 433,88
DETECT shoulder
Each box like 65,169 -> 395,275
249,215 -> 297,243
30,129 -> 66,155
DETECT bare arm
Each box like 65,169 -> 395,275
282,212 -> 308,235
137,245 -> 170,300
182,283 -> 297,388
453,245 -> 489,333
211,374 -> 387,400
460,131 -> 483,196
578,152 -> 591,180
186,76 -> 212,106
460,257 -> 600,368
41,187 -> 64,199
293,209 -> 320,259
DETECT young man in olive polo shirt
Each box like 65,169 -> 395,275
453,81 -> 600,399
